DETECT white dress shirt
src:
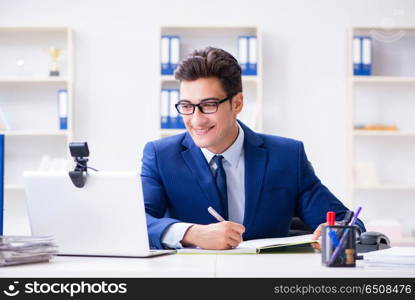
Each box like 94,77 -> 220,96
161,123 -> 245,248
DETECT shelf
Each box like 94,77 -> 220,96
352,76 -> 415,83
160,75 -> 176,82
161,75 -> 259,83
354,184 -> 415,191
0,77 -> 68,83
348,27 -> 415,242
4,184 -> 25,191
0,130 -> 69,136
353,130 -> 415,137
0,27 -> 69,33
353,26 -> 415,31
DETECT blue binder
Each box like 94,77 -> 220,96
169,89 -> 185,129
169,36 -> 180,75
160,35 -> 181,75
360,36 -> 372,76
0,134 -> 4,235
58,89 -> 68,130
161,35 -> 170,75
160,89 -> 170,129
167,89 -> 175,129
353,36 -> 362,75
247,35 -> 257,75
238,36 -> 249,75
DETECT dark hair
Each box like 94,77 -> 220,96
174,47 -> 242,96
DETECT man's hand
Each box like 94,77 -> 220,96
311,222 -> 326,241
310,222 -> 327,250
181,221 -> 245,250
311,222 -> 343,250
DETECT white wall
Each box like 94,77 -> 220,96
1,0 -> 415,204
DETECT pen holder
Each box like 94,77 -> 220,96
321,225 -> 357,267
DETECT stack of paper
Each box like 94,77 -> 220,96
178,234 -> 316,254
0,236 -> 58,267
364,247 -> 415,269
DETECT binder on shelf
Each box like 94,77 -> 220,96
0,106 -> 10,131
361,36 -> 372,76
160,35 -> 170,75
238,36 -> 248,75
247,35 -> 257,75
168,89 -> 177,129
160,35 -> 181,75
169,89 -> 185,129
160,89 -> 170,129
170,36 -> 180,75
160,89 -> 185,130
238,35 -> 257,76
353,36 -> 372,76
0,134 -> 4,235
169,89 -> 179,129
57,89 -> 68,130
353,36 -> 362,75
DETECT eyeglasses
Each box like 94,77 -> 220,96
175,95 -> 233,115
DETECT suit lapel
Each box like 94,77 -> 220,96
240,122 -> 268,228
180,133 -> 224,218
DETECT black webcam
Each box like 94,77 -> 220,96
69,141 -> 90,158
68,142 -> 96,188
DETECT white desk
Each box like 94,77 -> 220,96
0,255 -> 216,278
1,253 -> 415,278
215,253 -> 415,277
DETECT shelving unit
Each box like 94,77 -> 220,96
0,77 -> 68,83
353,76 -> 415,83
353,130 -> 415,137
347,26 -> 415,245
159,26 -> 263,137
0,27 -> 74,235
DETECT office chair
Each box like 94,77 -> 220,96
288,216 -> 312,236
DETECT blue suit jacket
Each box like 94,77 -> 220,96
141,121 -> 365,249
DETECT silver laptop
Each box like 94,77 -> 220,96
24,171 -> 175,257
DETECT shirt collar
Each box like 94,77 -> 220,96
201,122 -> 245,168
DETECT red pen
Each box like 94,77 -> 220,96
326,211 -> 340,248
326,211 -> 336,226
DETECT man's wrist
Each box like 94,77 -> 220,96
181,224 -> 199,247
161,222 -> 195,249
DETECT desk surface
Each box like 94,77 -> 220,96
1,253 -> 415,278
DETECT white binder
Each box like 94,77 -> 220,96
160,36 -> 170,74
161,89 -> 169,128
238,36 -> 248,73
170,36 -> 180,73
353,36 -> 362,75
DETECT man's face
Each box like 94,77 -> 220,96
179,77 -> 243,153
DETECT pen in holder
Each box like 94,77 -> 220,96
321,225 -> 357,267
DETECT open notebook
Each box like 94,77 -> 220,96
177,234 -> 317,254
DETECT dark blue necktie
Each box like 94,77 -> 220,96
212,155 -> 228,220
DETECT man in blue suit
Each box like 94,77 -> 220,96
141,47 -> 365,249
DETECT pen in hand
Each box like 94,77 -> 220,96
207,206 -> 225,222
207,206 -> 244,244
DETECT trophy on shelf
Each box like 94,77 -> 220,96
49,47 -> 61,76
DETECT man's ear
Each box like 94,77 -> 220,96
232,92 -> 244,114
